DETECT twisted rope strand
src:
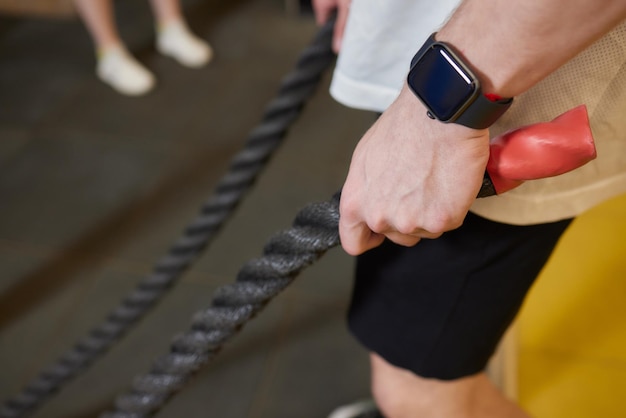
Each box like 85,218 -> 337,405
0,19 -> 336,418
101,194 -> 342,418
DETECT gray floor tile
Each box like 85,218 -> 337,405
0,15 -> 94,127
0,241 -> 43,293
0,132 -> 177,247
0,127 -> 31,167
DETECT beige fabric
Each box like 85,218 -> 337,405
471,21 -> 626,224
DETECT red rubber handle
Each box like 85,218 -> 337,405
486,105 -> 596,194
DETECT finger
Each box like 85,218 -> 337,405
404,229 -> 443,240
315,8 -> 329,25
384,232 -> 422,247
339,220 -> 386,256
312,1 -> 331,25
332,1 -> 350,53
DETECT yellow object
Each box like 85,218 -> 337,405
518,193 -> 626,418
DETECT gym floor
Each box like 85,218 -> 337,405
1,0 -> 625,417
0,0 -> 373,417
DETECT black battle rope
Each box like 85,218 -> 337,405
102,193 -> 343,418
102,177 -> 499,418
0,18 -> 336,418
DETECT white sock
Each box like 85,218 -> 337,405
96,45 -> 155,96
156,20 -> 213,68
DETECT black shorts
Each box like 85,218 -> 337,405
348,211 -> 572,380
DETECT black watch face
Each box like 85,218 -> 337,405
408,44 -> 477,121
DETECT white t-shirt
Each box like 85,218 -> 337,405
330,0 -> 626,225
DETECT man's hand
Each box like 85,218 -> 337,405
339,85 -> 490,255
311,0 -> 351,53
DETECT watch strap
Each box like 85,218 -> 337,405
410,33 -> 437,68
455,93 -> 513,129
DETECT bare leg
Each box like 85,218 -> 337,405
149,0 -> 213,68
74,0 -> 122,50
149,0 -> 185,26
73,0 -> 155,95
370,353 -> 530,418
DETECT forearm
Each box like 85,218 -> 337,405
437,0 -> 626,98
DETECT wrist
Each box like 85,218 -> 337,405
435,26 -> 530,99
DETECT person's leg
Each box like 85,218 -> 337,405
73,0 -> 121,49
149,0 -> 213,68
74,0 -> 155,95
346,212 -> 573,417
148,0 -> 183,25
370,354 -> 528,418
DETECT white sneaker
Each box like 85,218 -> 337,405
156,20 -> 213,68
328,399 -> 383,418
96,45 -> 155,96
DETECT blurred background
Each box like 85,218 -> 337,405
0,1 -> 625,417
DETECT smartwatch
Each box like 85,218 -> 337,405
407,33 -> 513,129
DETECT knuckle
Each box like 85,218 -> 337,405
368,215 -> 388,234
423,212 -> 463,234
394,216 -> 418,235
